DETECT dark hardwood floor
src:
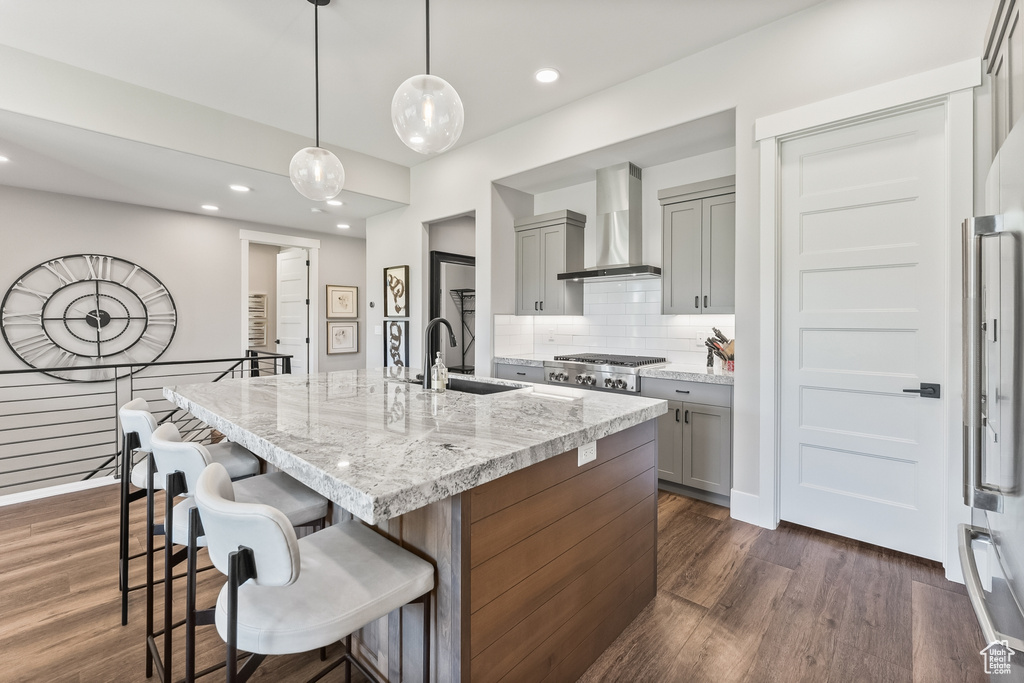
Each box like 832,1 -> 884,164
0,485 -> 988,682
578,491 -> 988,683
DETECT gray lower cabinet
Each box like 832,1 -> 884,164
642,377 -> 731,496
681,402 -> 731,496
493,363 -> 544,383
656,399 -> 685,482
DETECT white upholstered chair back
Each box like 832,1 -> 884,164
150,423 -> 213,497
195,462 -> 301,587
118,398 -> 158,451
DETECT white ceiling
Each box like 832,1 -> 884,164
0,0 -> 827,234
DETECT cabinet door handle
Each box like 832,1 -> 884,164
675,389 -> 690,394
516,372 -> 526,376
694,295 -> 699,309
534,301 -> 539,311
539,301 -> 544,311
684,410 -> 690,424
704,295 -> 709,308
675,408 -> 681,422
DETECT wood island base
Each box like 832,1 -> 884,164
350,419 -> 658,682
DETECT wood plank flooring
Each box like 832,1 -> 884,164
0,485 -> 989,682
579,491 -> 988,683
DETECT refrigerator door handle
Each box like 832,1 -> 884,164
963,217 -> 1003,512
958,524 -> 1000,646
958,523 -> 1024,650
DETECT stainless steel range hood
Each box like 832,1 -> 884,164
557,162 -> 661,282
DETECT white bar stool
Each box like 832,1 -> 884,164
194,462 -> 435,683
150,423 -> 329,683
118,398 -> 262,629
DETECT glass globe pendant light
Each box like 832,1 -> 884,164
290,0 -> 345,201
391,0 -> 464,155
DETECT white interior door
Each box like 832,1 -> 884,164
276,247 -> 309,375
778,103 -> 948,560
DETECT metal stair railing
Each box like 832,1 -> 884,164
0,350 -> 292,497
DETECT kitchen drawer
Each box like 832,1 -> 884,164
640,377 -> 731,408
494,363 -> 544,383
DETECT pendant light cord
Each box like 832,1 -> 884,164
425,0 -> 430,75
314,1 -> 321,147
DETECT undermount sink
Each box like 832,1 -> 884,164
446,376 -> 522,395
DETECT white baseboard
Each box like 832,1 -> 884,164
729,488 -> 761,526
0,476 -> 117,507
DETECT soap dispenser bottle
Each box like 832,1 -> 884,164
431,352 -> 448,393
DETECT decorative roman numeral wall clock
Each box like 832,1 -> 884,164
0,255 -> 177,381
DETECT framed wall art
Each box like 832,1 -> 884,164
383,319 -> 409,367
384,265 -> 409,317
326,285 -> 358,319
326,321 -> 358,354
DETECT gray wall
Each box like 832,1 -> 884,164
0,184 -> 367,372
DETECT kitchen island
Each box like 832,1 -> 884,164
165,368 -> 665,682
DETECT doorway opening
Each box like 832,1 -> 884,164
427,215 -> 476,374
239,230 -> 320,375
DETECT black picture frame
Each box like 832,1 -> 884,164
384,265 -> 410,318
383,319 -> 409,367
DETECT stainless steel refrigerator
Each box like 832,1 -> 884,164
961,119 -> 1024,681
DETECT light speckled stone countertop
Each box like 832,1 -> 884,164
493,356 -> 734,385
165,368 -> 666,524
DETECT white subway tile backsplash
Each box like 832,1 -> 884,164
493,286 -> 735,363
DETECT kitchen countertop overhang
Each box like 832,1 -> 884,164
164,368 -> 666,524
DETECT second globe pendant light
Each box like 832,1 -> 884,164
391,0 -> 464,155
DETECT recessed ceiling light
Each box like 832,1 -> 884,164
326,199 -> 344,206
229,184 -> 251,192
201,204 -> 219,211
336,223 -> 350,230
535,68 -> 560,83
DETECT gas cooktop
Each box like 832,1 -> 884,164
544,354 -> 667,392
552,353 -> 667,368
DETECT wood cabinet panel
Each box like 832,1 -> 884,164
471,459 -> 655,612
471,495 -> 655,657
470,418 -> 655,522
470,441 -> 653,567
663,200 -> 703,314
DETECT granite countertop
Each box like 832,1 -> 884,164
493,355 -> 734,385
165,368 -> 666,524
639,364 -> 734,385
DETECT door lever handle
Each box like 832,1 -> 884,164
903,383 -> 940,399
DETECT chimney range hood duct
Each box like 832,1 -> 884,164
557,162 -> 660,282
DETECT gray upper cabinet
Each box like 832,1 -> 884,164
514,210 -> 585,316
659,177 -> 735,315
986,0 -> 1024,155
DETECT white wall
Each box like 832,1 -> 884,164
0,185 -> 367,372
428,215 -> 476,257
366,0 -> 990,503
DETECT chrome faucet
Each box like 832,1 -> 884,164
422,317 -> 457,390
